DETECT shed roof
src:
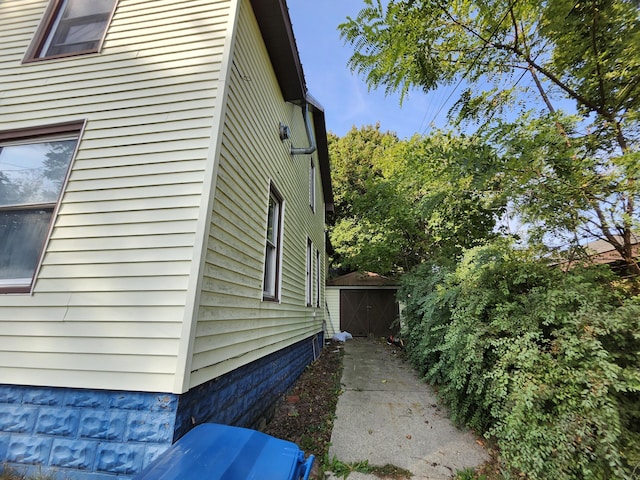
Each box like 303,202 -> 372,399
550,234 -> 640,269
584,234 -> 639,255
581,235 -> 640,265
327,272 -> 399,287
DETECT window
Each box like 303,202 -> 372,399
0,122 -> 82,293
26,0 -> 118,61
309,158 -> 316,213
263,185 -> 283,300
315,248 -> 321,307
306,238 -> 313,306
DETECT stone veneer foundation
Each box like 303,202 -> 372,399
0,334 -> 322,479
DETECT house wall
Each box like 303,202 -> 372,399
0,0 -> 330,477
325,287 -> 341,336
0,335 -> 321,479
182,0 -> 327,390
0,385 -> 178,479
0,0 -> 235,393
173,335 -> 322,439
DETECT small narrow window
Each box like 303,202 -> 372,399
306,238 -> 313,306
26,0 -> 118,61
0,122 -> 82,293
309,158 -> 316,213
315,248 -> 321,307
263,185 -> 283,300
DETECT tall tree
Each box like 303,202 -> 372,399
340,0 -> 640,273
329,125 -> 409,275
329,126 -> 500,275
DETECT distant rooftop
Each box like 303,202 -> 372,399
327,271 -> 398,287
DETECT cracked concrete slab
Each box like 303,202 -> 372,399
326,338 -> 488,479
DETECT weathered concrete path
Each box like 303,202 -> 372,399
326,338 -> 488,479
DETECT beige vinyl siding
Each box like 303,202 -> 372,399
187,0 -> 326,388
325,287 -> 341,337
0,0 -> 234,392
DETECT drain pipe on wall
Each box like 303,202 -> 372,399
290,101 -> 316,155
312,335 -> 319,361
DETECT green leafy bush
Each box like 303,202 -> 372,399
399,239 -> 640,479
398,262 -> 456,385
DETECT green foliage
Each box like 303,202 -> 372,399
456,467 -> 487,480
340,0 -> 640,273
335,3 -> 640,475
399,240 -> 640,479
329,127 -> 501,275
323,456 -> 412,479
323,457 -> 371,478
340,0 -> 640,143
328,125 -> 411,275
398,262 -> 456,384
482,110 -> 640,264
541,0 -> 640,136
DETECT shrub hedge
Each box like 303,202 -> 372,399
399,240 -> 640,479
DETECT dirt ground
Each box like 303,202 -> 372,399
263,340 -> 344,462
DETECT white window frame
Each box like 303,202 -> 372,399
263,184 -> 283,301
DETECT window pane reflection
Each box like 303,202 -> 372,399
0,139 -> 76,207
41,0 -> 117,57
0,210 -> 52,285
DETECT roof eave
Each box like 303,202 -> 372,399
250,0 -> 306,102
250,0 -> 334,212
310,103 -> 335,214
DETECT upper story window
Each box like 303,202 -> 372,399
309,158 -> 316,213
263,185 -> 283,301
25,0 -> 118,61
0,122 -> 82,293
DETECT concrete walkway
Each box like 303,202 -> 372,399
325,338 -> 488,480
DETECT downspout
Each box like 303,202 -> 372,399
290,101 -> 316,155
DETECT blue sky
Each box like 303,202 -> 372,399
286,1 -> 579,140
287,0 -> 456,139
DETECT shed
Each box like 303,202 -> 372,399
326,272 -> 400,337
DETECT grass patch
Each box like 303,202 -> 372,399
325,456 -> 413,479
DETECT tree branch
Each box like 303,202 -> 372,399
491,40 -> 603,115
509,5 -> 519,52
590,7 -> 608,112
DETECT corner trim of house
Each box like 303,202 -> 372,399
172,0 -> 242,395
